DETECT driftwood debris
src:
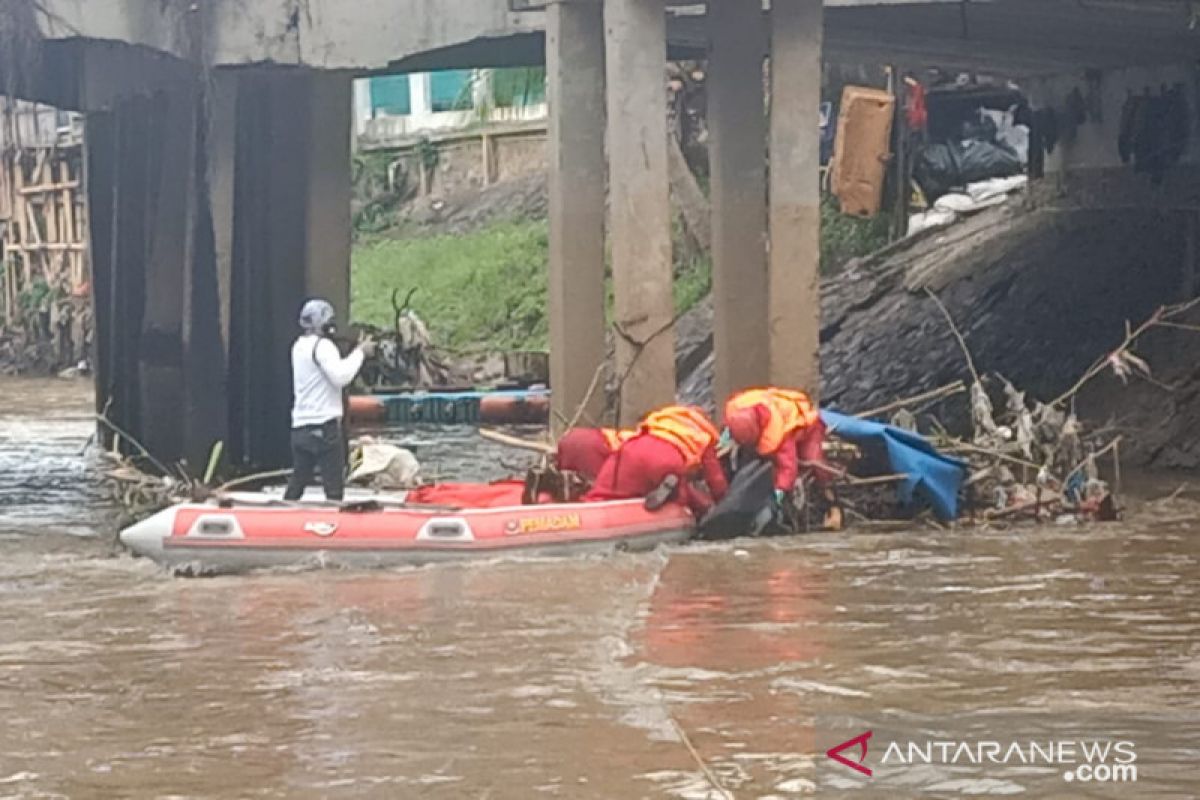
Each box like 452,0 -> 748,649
855,380 -> 967,420
479,427 -> 554,455
908,288 -> 1200,523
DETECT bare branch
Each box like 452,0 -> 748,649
923,288 -> 980,384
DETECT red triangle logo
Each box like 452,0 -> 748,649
826,731 -> 873,777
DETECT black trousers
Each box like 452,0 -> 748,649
284,419 -> 346,501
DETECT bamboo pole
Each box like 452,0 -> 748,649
12,156 -> 29,292
479,427 -> 555,454
25,203 -> 45,283
854,380 -> 966,419
4,256 -> 14,324
16,179 -> 79,194
75,171 -> 86,288
44,182 -> 59,274
60,160 -> 72,238
62,160 -> 77,287
31,148 -> 47,185
2,154 -> 12,323
10,243 -> 86,251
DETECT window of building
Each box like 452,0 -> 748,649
430,70 -> 474,112
370,75 -> 411,116
492,67 -> 547,108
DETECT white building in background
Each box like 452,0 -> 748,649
0,99 -> 82,150
354,68 -> 548,147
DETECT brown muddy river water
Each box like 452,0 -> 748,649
1,377 -> 1198,798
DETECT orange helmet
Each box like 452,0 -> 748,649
725,406 -> 762,446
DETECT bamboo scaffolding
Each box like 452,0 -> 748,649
1,140 -> 89,329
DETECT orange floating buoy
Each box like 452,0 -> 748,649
348,395 -> 386,424
480,393 -> 551,424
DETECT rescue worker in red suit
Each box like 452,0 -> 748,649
586,406 -> 728,517
555,427 -> 635,482
723,388 -> 842,528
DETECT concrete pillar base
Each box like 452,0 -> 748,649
547,0 -> 607,433
606,0 -> 675,424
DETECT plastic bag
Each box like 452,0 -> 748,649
915,140 -> 1023,201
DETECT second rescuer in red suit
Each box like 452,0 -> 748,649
555,427 -> 635,482
585,405 -> 728,516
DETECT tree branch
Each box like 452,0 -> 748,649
924,288 -> 980,384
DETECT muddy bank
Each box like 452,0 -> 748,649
388,173 -> 549,239
679,198 -> 1198,467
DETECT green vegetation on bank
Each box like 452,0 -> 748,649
352,220 -> 713,351
351,194 -> 888,351
353,221 -> 551,350
821,194 -> 891,273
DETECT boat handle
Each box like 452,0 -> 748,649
198,518 -> 233,536
416,517 -> 475,542
428,522 -> 467,538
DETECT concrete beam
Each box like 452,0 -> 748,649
768,0 -> 822,394
39,0 -> 540,71
36,0 -> 1200,80
547,0 -> 608,432
708,0 -> 769,404
605,0 -> 675,423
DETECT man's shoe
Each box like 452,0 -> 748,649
823,505 -> 845,531
644,474 -> 680,510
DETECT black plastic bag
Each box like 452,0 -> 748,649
914,140 -> 1024,201
955,139 -> 1023,184
913,143 -> 961,201
696,460 -> 775,541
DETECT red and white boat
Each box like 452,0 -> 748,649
119,482 -> 695,574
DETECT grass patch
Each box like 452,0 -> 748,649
820,192 -> 892,274
352,221 -> 550,350
353,219 -> 713,352
673,252 -> 711,313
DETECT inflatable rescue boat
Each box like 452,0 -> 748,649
119,482 -> 694,574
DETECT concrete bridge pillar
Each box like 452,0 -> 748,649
708,0 -> 770,403
226,70 -> 353,468
88,58 -> 353,472
768,0 -> 823,396
605,0 -> 676,424
87,79 -> 221,472
546,0 -> 608,432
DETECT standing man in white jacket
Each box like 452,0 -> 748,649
284,298 -> 375,502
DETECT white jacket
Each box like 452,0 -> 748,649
290,335 -> 364,428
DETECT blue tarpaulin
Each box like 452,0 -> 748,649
821,409 -> 968,521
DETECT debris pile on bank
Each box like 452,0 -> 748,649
351,287 -> 549,392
